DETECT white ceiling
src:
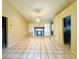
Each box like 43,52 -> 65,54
8,0 -> 75,22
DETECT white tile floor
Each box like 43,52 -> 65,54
2,36 -> 75,59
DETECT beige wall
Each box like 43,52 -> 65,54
2,0 -> 29,47
53,1 -> 77,55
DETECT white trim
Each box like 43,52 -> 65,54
8,38 -> 22,48
8,32 -> 28,48
71,49 -> 77,55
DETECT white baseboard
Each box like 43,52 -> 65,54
8,32 -> 28,48
71,49 -> 77,55
8,39 -> 22,48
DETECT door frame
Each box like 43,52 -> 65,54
34,27 -> 44,36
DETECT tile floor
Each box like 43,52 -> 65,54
2,36 -> 75,59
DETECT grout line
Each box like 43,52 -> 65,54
43,37 -> 49,59
40,36 -> 42,59
46,38 -> 57,59
3,36 -> 71,59
26,37 -> 35,59
50,37 -> 71,59
5,39 -> 25,57
33,37 -> 38,59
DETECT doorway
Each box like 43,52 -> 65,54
2,16 -> 7,48
34,27 -> 44,36
51,21 -> 54,35
63,15 -> 71,44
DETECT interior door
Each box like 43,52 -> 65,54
2,16 -> 7,48
63,15 -> 71,44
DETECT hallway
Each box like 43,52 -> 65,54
3,36 -> 71,59
2,0 -> 77,59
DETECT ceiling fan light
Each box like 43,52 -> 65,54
36,18 -> 40,22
